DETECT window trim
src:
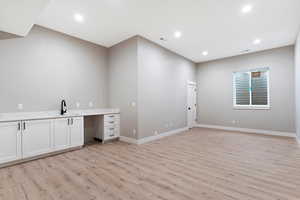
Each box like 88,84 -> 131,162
233,69 -> 270,110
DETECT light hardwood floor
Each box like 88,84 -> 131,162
0,128 -> 300,200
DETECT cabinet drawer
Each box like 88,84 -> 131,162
104,114 -> 120,122
104,119 -> 120,127
104,126 -> 119,139
104,123 -> 119,129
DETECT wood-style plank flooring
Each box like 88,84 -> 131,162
0,128 -> 300,200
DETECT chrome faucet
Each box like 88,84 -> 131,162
61,100 -> 67,115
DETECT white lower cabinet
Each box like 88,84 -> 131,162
53,117 -> 84,149
70,117 -> 84,147
96,114 -> 120,143
53,118 -> 70,151
22,119 -> 52,159
0,116 -> 84,165
0,122 -> 22,164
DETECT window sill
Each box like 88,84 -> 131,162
233,105 -> 270,110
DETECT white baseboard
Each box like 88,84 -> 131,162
119,136 -> 138,144
297,136 -> 300,144
120,127 -> 189,145
196,124 -> 296,138
137,127 -> 189,144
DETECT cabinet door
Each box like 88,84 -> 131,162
53,118 -> 70,151
22,119 -> 52,158
0,122 -> 22,164
70,117 -> 84,147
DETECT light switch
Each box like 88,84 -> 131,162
131,102 -> 136,107
89,102 -> 94,108
76,102 -> 80,108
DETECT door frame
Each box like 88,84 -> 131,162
187,81 -> 197,128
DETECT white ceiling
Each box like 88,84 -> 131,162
35,0 -> 300,62
0,0 -> 50,36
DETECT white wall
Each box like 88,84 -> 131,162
197,46 -> 295,133
1,25 -> 296,140
137,37 -> 196,139
108,37 -> 138,139
0,26 -> 108,112
295,32 -> 300,140
108,36 -> 196,139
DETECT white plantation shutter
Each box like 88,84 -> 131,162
234,72 -> 250,105
233,68 -> 269,108
251,71 -> 268,105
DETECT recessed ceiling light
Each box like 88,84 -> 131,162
242,4 -> 253,13
174,31 -> 182,38
74,13 -> 84,23
253,39 -> 261,45
202,51 -> 208,56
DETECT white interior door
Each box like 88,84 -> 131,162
187,83 -> 197,128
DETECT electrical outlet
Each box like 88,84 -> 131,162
17,104 -> 23,110
165,123 -> 169,128
133,129 -> 137,136
76,102 -> 80,108
154,131 -> 159,135
232,120 -> 236,124
88,102 -> 94,108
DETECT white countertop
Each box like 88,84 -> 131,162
0,108 -> 120,122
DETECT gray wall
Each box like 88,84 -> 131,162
0,26 -> 109,113
1,25 -> 295,139
137,37 -> 196,139
197,46 -> 295,133
295,33 -> 300,139
108,37 -> 138,139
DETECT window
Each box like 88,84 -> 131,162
233,68 -> 270,109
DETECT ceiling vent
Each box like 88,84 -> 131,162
241,49 -> 251,53
160,37 -> 167,42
